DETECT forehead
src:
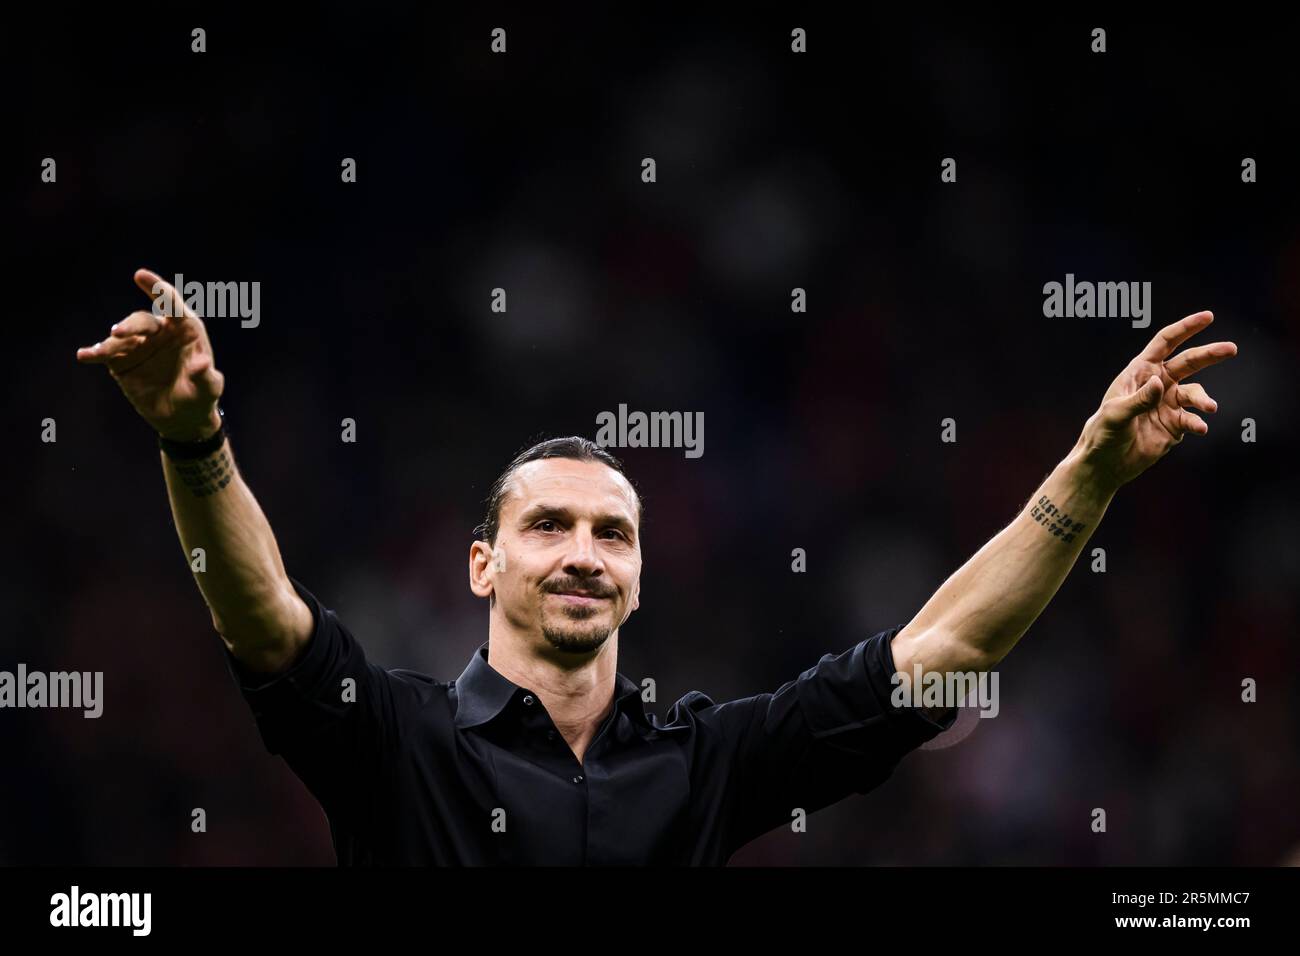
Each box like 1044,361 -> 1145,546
501,458 -> 639,525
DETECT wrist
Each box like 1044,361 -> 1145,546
1056,446 -> 1120,507
158,406 -> 222,443
158,407 -> 227,463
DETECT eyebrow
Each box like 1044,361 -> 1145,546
516,503 -> 637,537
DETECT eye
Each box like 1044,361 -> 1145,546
599,528 -> 627,541
534,519 -> 560,533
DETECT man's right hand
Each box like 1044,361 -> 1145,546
76,268 -> 225,441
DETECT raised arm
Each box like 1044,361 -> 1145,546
892,310 -> 1238,680
76,268 -> 312,674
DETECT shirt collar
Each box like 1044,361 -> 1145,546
453,642 -> 655,734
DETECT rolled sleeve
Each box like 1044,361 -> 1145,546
799,625 -> 957,751
223,577 -> 406,820
721,626 -> 956,851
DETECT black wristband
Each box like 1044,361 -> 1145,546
158,407 -> 227,460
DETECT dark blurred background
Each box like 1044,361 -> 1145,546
4,7 -> 1298,865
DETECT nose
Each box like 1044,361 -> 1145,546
562,525 -> 604,579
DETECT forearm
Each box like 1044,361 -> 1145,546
895,449 -> 1116,674
161,436 -> 309,664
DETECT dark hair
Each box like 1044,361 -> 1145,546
474,436 -> 644,545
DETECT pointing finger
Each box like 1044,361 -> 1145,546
76,334 -> 146,364
1165,341 -> 1238,382
1138,311 -> 1213,363
110,310 -> 166,338
134,268 -> 197,323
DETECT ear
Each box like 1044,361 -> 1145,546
631,580 -> 640,612
468,541 -> 495,600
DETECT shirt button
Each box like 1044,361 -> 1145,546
572,774 -> 584,784
522,694 -> 535,705
547,730 -> 557,740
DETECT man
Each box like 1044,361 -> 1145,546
76,268 -> 1238,865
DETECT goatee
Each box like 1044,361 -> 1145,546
541,623 -> 612,654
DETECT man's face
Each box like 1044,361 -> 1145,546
472,457 -> 641,654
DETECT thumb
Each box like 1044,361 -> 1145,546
1109,374 -> 1164,422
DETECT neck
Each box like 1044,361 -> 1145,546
486,617 -> 621,763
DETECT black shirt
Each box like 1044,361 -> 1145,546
224,577 -> 956,865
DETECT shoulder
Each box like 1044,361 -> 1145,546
386,668 -> 454,708
652,688 -> 755,735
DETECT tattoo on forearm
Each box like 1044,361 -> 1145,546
173,445 -> 234,497
1029,495 -> 1085,543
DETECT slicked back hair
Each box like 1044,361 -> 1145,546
473,436 -> 644,547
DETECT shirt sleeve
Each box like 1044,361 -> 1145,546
717,626 -> 957,852
223,576 -> 412,825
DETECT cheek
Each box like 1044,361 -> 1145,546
510,562 -> 549,598
497,544 -> 540,587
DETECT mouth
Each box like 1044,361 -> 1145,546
550,590 -> 610,606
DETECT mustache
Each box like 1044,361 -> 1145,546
541,578 -> 617,599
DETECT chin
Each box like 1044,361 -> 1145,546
541,622 -> 613,654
